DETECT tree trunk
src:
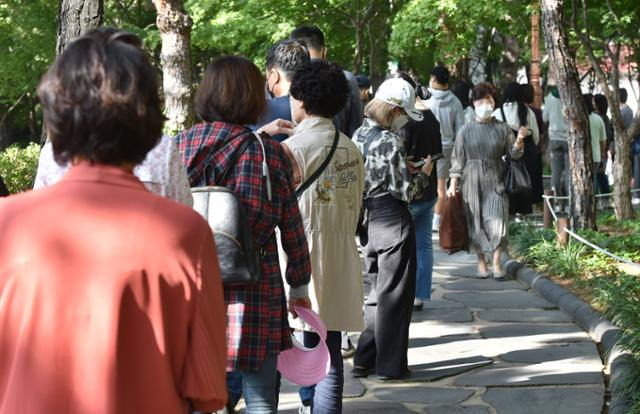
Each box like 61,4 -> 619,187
541,0 -> 596,229
56,0 -> 103,54
152,0 -> 195,135
530,2 -> 543,109
569,2 -> 635,220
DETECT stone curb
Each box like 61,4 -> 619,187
501,252 -> 634,414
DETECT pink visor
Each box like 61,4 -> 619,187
277,307 -> 331,386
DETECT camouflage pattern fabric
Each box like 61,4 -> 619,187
352,118 -> 429,203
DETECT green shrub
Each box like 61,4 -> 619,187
0,142 -> 40,193
596,273 -> 640,410
509,220 -> 555,259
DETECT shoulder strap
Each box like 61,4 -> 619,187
500,106 -> 507,123
296,128 -> 340,198
205,132 -> 254,185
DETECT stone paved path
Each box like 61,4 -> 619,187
244,237 -> 606,413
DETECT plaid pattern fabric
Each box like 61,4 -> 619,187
175,121 -> 311,372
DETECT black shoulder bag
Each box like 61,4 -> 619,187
500,107 -> 531,194
191,133 -> 263,286
295,128 -> 340,198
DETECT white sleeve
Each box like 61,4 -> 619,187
33,141 -> 68,189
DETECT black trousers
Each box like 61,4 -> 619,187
354,196 -> 416,377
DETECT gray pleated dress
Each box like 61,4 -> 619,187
449,118 -> 524,254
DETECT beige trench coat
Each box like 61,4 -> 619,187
281,116 -> 365,332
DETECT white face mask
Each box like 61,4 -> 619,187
391,115 -> 409,131
475,105 -> 494,120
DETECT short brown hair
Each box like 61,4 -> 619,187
196,56 -> 266,125
364,98 -> 401,129
471,82 -> 498,104
38,28 -> 163,166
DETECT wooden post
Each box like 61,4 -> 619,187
543,189 -> 554,228
531,1 -> 542,108
557,216 -> 570,246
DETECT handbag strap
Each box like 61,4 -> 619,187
204,132 -> 254,186
296,128 -> 340,198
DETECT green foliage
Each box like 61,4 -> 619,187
389,0 -> 530,77
0,142 -> 40,193
596,273 -> 640,409
0,0 -> 56,105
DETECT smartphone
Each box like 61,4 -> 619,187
411,153 -> 444,167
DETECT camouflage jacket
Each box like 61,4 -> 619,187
352,118 -> 429,203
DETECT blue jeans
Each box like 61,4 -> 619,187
239,353 -> 278,413
409,199 -> 436,300
299,331 -> 343,413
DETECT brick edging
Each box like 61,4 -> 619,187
500,253 -> 634,413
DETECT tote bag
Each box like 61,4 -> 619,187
439,192 -> 469,254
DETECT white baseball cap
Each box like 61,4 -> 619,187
374,78 -> 424,121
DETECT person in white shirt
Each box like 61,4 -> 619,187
33,135 -> 193,206
543,86 -> 569,202
584,94 -> 607,192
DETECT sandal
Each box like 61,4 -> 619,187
493,270 -> 505,281
477,269 -> 492,279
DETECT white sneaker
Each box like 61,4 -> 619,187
432,214 -> 441,232
299,405 -> 311,414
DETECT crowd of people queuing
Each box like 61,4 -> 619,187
0,20 -> 638,414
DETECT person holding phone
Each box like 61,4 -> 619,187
394,72 -> 443,311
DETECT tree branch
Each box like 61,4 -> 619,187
0,93 -> 26,127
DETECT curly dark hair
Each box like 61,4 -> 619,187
289,60 -> 348,119
38,28 -> 163,166
471,82 -> 498,104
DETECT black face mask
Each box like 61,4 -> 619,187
266,83 -> 276,99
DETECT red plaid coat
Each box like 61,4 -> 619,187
175,122 -> 311,372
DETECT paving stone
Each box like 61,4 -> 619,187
277,400 -> 413,414
482,386 -> 604,414
425,406 -> 491,414
410,321 -> 477,338
409,355 -> 493,381
500,342 -> 601,364
408,335 -> 479,350
477,309 -> 570,323
453,362 -> 604,386
412,307 -> 474,323
340,400 -> 414,413
373,386 -> 473,405
480,323 -> 589,340
449,265 -> 487,279
441,280 -> 527,291
421,299 -> 467,309
444,291 -> 555,309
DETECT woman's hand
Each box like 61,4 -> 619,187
517,126 -> 529,140
421,155 -> 433,176
258,118 -> 295,137
288,296 -> 312,319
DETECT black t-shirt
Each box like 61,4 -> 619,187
398,108 -> 442,203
